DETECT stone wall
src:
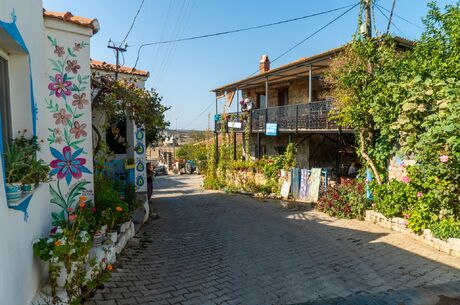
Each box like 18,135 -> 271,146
243,77 -> 322,108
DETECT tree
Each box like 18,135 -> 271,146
325,36 -> 408,184
91,74 -> 170,155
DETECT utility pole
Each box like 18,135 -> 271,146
364,0 -> 372,39
107,39 -> 127,80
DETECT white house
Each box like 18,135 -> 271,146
0,1 -> 98,304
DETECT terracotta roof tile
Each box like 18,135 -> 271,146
90,59 -> 150,77
43,9 -> 100,34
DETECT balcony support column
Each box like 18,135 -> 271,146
257,133 -> 261,159
215,95 -> 219,164
265,77 -> 269,107
309,64 -> 313,103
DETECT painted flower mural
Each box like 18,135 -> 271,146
46,35 -> 92,224
50,146 -> 90,185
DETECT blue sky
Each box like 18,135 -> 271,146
43,0 -> 456,130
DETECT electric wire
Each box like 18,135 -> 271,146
376,3 -> 423,30
247,2 -> 359,77
133,3 -> 357,68
120,0 -> 145,47
376,5 -> 407,38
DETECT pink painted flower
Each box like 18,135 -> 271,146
402,176 -> 410,184
73,43 -> 82,52
440,155 -> 449,163
55,136 -> 63,144
54,128 -> 62,136
65,60 -> 80,74
417,192 -> 423,198
50,146 -> 91,185
48,74 -> 72,98
67,207 -> 73,212
72,93 -> 89,109
54,45 -> 65,57
53,108 -> 72,126
70,121 -> 87,139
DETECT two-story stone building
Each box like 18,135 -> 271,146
212,37 -> 412,179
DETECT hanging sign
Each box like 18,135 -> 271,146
228,121 -> 242,129
265,123 -> 278,136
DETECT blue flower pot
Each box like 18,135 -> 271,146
6,183 -> 22,204
21,184 -> 35,194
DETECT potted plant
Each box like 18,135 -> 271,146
21,158 -> 50,194
3,142 -> 27,203
125,157 -> 135,170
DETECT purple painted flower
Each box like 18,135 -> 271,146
402,176 -> 410,184
48,74 -> 72,98
440,155 -> 449,163
50,146 -> 91,185
417,192 -> 423,198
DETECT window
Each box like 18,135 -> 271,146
0,56 -> 11,143
257,93 -> 266,109
278,88 -> 289,106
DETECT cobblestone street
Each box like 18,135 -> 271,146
87,175 -> 460,305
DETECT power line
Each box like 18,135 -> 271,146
120,0 -> 145,47
181,100 -> 216,130
177,3 -> 359,129
133,3 -> 357,68
247,2 -> 359,77
376,3 -> 423,30
376,5 -> 407,38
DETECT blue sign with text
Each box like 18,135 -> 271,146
266,123 -> 278,136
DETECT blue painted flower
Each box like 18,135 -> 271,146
50,146 -> 91,185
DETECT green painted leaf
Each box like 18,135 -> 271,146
67,180 -> 90,208
49,184 -> 67,209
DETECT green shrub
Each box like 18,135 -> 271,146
372,180 -> 416,218
430,218 -> 460,240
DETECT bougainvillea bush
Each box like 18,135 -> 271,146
317,179 -> 370,219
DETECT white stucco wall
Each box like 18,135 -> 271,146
0,2 -> 51,305
0,2 -> 96,304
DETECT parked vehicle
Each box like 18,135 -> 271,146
154,164 -> 168,176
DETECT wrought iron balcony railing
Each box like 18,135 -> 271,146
215,100 -> 344,134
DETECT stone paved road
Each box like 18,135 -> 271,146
87,175 -> 460,305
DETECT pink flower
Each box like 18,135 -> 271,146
440,155 -> 449,163
53,108 -> 72,126
54,46 -> 65,57
65,60 -> 80,74
417,192 -> 423,198
404,213 -> 410,219
54,128 -> 62,136
91,207 -> 97,213
402,176 -> 410,184
69,214 -> 77,222
72,93 -> 89,109
73,43 -> 82,52
70,121 -> 87,139
48,74 -> 72,98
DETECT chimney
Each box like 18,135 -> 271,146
259,55 -> 270,73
